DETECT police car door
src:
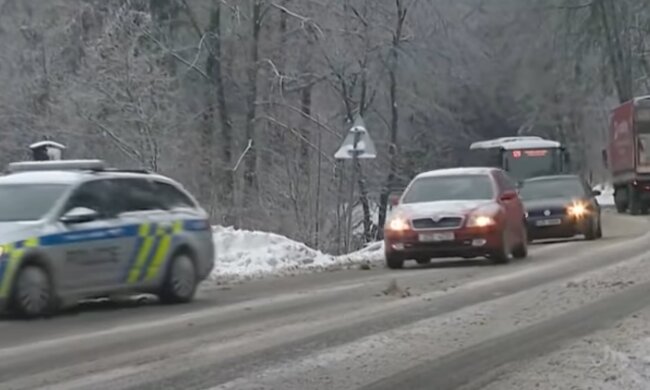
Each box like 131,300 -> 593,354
115,177 -> 172,288
58,179 -> 129,293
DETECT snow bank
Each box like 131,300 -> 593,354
210,226 -> 385,282
594,183 -> 615,206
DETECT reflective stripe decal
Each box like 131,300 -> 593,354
183,219 -> 210,232
127,223 -> 157,284
23,237 -> 39,248
144,233 -> 172,281
124,220 -> 190,284
0,257 -> 7,297
37,218 -> 207,247
40,225 -> 140,246
0,237 -> 40,299
0,218 -> 208,296
172,221 -> 184,234
138,235 -> 161,282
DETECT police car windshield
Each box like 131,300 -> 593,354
0,184 -> 69,221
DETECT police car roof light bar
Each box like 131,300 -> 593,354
6,159 -> 107,173
97,168 -> 152,174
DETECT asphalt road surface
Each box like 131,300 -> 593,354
2,210 -> 650,390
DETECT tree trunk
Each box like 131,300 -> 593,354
377,0 -> 407,240
243,0 -> 262,217
299,85 -> 312,177
208,3 -> 235,225
180,0 -> 234,224
149,0 -> 180,74
596,0 -> 633,102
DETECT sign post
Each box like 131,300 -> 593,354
334,115 -> 376,252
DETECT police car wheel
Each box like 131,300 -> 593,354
12,266 -> 54,318
160,254 -> 197,304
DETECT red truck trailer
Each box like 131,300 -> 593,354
605,96 -> 650,214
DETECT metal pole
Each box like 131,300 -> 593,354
345,131 -> 361,253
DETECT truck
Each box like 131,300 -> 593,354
604,96 -> 650,214
468,136 -> 570,181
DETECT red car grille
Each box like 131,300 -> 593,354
411,217 -> 463,230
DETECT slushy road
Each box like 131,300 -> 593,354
1,210 -> 648,390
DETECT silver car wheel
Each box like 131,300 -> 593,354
15,266 -> 51,316
170,255 -> 196,300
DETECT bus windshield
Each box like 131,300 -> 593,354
503,148 -> 562,181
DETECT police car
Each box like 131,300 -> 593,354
0,159 -> 214,317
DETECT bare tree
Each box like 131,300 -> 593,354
377,0 -> 409,239
0,0 -> 645,251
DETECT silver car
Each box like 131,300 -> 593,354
0,160 -> 214,317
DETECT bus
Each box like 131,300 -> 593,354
468,136 -> 570,181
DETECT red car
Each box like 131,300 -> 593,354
384,167 -> 528,269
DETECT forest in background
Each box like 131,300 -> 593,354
0,0 -> 648,253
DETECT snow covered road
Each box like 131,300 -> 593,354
1,211 -> 649,390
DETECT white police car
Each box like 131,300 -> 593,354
0,160 -> 214,317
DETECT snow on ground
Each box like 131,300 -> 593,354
483,305 -> 650,390
481,252 -> 650,390
594,183 -> 615,206
209,226 -> 385,282
205,233 -> 650,390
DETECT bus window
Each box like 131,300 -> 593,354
504,148 -> 562,180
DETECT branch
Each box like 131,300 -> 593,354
180,0 -> 205,37
143,31 -> 213,82
554,1 -> 594,10
256,100 -> 341,139
284,73 -> 330,93
86,117 -> 144,162
188,33 -> 210,70
232,139 -> 253,172
348,5 -> 369,27
270,2 -> 324,38
258,115 -> 337,165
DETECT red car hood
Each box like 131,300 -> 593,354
394,200 -> 498,219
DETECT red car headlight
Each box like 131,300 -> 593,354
386,216 -> 410,231
466,215 -> 496,228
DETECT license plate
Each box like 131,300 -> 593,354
535,219 -> 562,227
419,232 -> 455,242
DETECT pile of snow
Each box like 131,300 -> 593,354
593,183 -> 615,206
210,226 -> 385,282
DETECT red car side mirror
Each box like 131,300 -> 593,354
499,190 -> 518,202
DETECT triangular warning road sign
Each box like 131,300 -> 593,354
334,115 -> 377,159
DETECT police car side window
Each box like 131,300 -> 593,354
64,180 -> 112,218
153,181 -> 196,209
116,178 -> 167,213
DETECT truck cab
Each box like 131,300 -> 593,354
469,137 -> 570,182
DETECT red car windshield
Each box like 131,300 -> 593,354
401,174 -> 494,204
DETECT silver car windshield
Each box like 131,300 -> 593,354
401,174 -> 494,204
0,184 -> 69,221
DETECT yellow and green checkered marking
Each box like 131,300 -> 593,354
0,237 -> 40,299
124,221 -> 184,283
0,218 -> 204,300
